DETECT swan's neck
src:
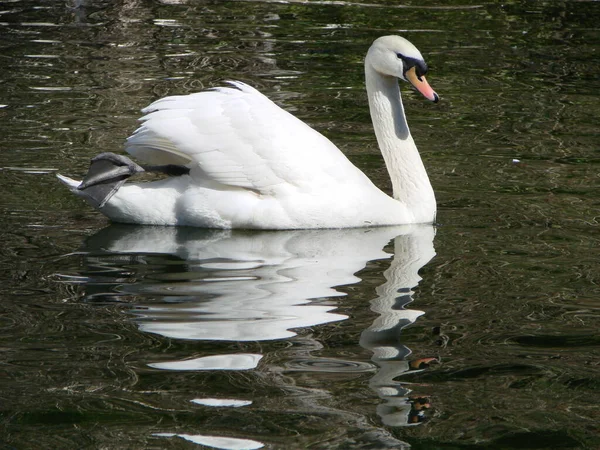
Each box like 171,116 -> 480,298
365,64 -> 436,223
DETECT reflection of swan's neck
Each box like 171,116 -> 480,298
365,65 -> 436,223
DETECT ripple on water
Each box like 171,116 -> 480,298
510,333 -> 600,349
284,358 -> 376,373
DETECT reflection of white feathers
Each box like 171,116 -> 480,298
154,433 -> 264,450
83,223 -> 436,430
148,354 -> 263,371
83,225 -> 434,343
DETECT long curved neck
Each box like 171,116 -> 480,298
365,64 -> 436,223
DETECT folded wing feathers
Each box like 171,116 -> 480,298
126,80 -> 355,193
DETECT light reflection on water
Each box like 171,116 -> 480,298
154,432 -> 265,450
65,224 -> 436,442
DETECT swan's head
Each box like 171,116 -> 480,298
366,35 -> 439,103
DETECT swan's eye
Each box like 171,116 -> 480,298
415,63 -> 428,78
401,57 -> 428,80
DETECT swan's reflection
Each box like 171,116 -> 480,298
360,229 -> 437,427
77,224 -> 436,444
82,225 -> 407,341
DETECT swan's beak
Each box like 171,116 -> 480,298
406,67 -> 439,103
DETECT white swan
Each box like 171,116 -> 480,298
58,35 -> 439,229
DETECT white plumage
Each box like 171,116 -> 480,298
128,82 -> 367,193
58,35 -> 439,229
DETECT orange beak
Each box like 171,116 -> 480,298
405,66 -> 439,103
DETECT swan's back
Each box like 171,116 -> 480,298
125,81 -> 371,196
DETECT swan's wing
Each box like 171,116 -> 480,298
125,81 -> 366,194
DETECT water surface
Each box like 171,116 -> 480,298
1,0 -> 599,448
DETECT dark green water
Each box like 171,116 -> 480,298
1,0 -> 599,448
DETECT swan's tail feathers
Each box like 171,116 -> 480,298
56,174 -> 81,190
57,152 -> 191,209
57,152 -> 145,209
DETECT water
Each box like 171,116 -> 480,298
1,0 -> 599,448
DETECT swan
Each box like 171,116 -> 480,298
57,35 -> 439,229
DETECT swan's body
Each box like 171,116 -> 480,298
58,36 -> 438,229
